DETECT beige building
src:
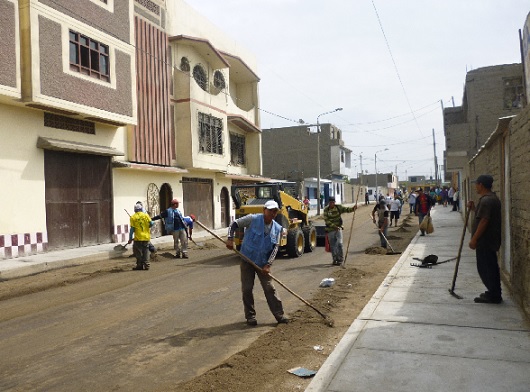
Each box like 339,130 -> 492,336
0,0 -> 262,259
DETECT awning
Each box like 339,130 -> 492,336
37,136 -> 124,156
113,161 -> 188,173
228,115 -> 261,133
222,173 -> 272,182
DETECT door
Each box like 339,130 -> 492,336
45,150 -> 112,249
182,178 -> 214,229
220,187 -> 230,227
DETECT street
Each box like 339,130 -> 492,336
0,204 -> 414,391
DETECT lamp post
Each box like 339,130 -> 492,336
316,108 -> 343,215
374,148 -> 388,201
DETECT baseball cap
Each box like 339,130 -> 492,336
264,200 -> 279,210
328,196 -> 336,202
473,174 -> 493,188
134,203 -> 143,212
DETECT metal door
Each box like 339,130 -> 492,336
45,150 -> 112,249
182,178 -> 213,229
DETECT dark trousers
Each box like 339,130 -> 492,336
476,247 -> 502,299
240,261 -> 284,321
133,240 -> 150,269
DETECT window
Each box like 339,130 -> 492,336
230,133 -> 246,165
180,57 -> 190,72
503,77 -> 524,109
193,64 -> 208,91
69,31 -> 110,82
213,70 -> 226,90
198,112 -> 223,155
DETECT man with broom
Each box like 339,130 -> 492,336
226,200 -> 289,326
324,197 -> 357,265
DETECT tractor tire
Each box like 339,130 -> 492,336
302,224 -> 317,253
287,228 -> 304,258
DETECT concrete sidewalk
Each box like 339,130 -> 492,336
307,206 -> 530,392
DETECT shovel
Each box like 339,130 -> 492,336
189,237 -> 205,247
370,215 -> 401,255
113,243 -> 128,252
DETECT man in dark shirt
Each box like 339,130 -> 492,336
468,175 -> 502,304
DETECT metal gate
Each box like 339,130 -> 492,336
44,150 -> 112,249
182,178 -> 214,229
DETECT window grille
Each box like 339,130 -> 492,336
198,112 -> 223,155
44,112 -> 95,134
193,64 -> 208,91
230,133 -> 246,165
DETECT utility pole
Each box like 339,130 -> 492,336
432,128 -> 438,184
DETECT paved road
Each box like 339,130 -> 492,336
0,204 -> 381,391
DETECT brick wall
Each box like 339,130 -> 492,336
507,106 -> 530,316
469,105 -> 530,317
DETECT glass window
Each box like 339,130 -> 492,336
69,30 -> 110,82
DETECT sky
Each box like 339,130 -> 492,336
186,0 -> 529,181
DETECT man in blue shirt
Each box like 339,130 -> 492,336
152,199 -> 189,258
226,200 -> 288,326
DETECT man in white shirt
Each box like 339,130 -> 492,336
389,194 -> 402,227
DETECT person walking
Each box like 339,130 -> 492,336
452,188 -> 460,211
388,194 -> 401,227
371,200 -> 389,248
323,197 -> 357,265
226,200 -> 288,326
448,186 -> 455,208
468,175 -> 502,304
408,191 -> 417,214
152,198 -> 189,258
414,188 -> 433,236
365,192 -> 370,205
127,203 -> 154,270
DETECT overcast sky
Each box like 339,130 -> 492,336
186,0 -> 529,180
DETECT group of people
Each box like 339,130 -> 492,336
127,198 -> 196,270
128,172 -> 502,327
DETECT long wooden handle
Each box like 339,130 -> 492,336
195,220 -> 330,320
450,208 -> 471,291
342,187 -> 362,267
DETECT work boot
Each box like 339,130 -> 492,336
175,253 -> 181,258
276,316 -> 289,324
246,318 -> 257,326
182,253 -> 189,259
132,265 -> 143,271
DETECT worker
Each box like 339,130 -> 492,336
127,203 -> 154,270
323,197 -> 357,265
226,200 -> 289,326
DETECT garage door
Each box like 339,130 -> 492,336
45,150 -> 112,249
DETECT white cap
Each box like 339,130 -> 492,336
264,200 -> 279,210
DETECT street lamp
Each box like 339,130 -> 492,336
316,108 -> 342,215
374,148 -> 388,200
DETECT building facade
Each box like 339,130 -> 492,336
0,0 -> 263,259
261,123 -> 353,206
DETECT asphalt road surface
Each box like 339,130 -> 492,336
0,204 -> 385,391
